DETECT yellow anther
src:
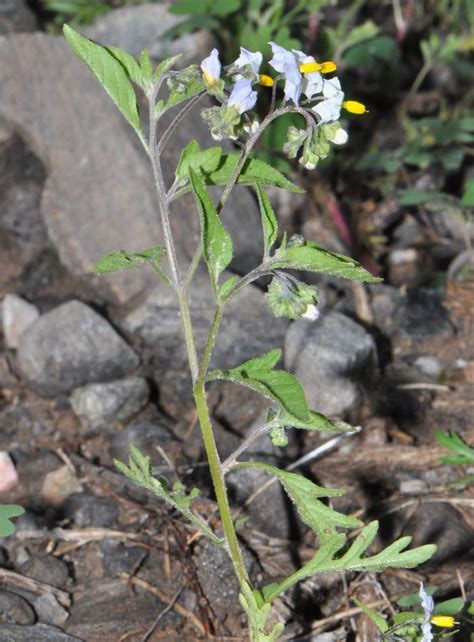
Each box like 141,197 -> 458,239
259,74 -> 274,87
320,61 -> 337,73
342,100 -> 368,115
430,616 -> 456,628
299,61 -> 322,74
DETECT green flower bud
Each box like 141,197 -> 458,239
270,425 -> 288,448
201,105 -> 241,141
283,126 -> 307,159
266,275 -> 318,319
167,65 -> 200,93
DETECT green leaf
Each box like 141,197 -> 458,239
272,240 -> 380,282
0,504 -> 25,537
106,46 -> 143,87
255,184 -> 278,257
434,597 -> 465,615
189,168 -> 233,288
397,586 -> 437,608
235,462 -> 361,543
211,0 -> 240,16
169,0 -> 208,15
139,49 -> 153,85
398,189 -> 448,206
352,598 -> 389,633
163,15 -> 220,40
167,77 -> 206,109
206,153 -> 304,193
279,409 -> 357,434
93,246 -> 165,274
461,179 -> 474,206
63,25 -> 141,134
152,54 -> 183,84
435,429 -> 474,465
176,140 -> 222,182
210,352 -> 309,421
219,275 -> 239,299
114,446 -> 222,544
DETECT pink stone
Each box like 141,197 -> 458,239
0,451 -> 19,494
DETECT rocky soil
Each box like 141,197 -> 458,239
0,2 -> 472,641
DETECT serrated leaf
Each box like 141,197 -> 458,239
272,241 -> 380,282
93,246 -> 165,274
176,140 -> 222,182
206,153 -> 304,193
114,447 -> 222,544
280,409 -> 357,434
255,184 -> 278,257
352,598 -> 389,633
0,504 -> 25,537
63,25 -> 140,134
211,354 -> 309,421
236,462 -> 361,544
189,168 -> 233,288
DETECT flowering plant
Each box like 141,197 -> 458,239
64,27 -> 436,640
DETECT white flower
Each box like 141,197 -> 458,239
302,304 -> 320,320
419,583 -> 434,642
201,49 -> 221,86
312,77 -> 344,123
268,43 -> 323,105
231,47 -> 263,82
228,79 -> 257,114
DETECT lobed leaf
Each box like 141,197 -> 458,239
189,168 -> 233,288
236,462 -> 361,544
0,504 -> 25,537
63,25 -> 141,134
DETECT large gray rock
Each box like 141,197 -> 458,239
0,1 -> 36,34
70,376 -> 149,429
115,273 -> 289,413
16,300 -> 139,396
0,624 -> 80,642
83,4 -> 212,61
285,311 -> 377,416
0,30 -> 262,305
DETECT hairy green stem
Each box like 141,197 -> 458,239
149,88 -> 199,380
193,380 -> 249,587
199,304 -> 224,378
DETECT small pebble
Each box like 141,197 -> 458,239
2,293 -> 39,349
414,356 -> 443,378
400,479 -> 428,495
0,451 -> 19,494
41,465 -> 82,507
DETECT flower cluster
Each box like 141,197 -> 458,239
195,43 -> 367,166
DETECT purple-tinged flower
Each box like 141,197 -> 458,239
201,49 -> 221,86
228,79 -> 257,114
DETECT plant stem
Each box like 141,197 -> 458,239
199,304 -> 224,378
148,88 -> 199,380
222,419 -> 278,473
193,380 -> 249,588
